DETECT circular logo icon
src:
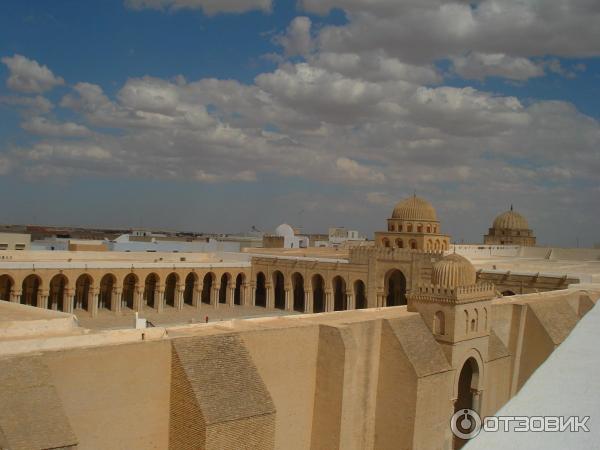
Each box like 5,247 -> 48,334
450,409 -> 482,440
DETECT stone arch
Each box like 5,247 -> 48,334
483,307 -> 488,329
219,273 -> 231,304
354,279 -> 367,309
332,275 -> 347,311
442,241 -> 449,251
272,270 -> 285,310
434,240 -> 440,250
312,274 -> 325,313
255,272 -> 267,307
382,237 -> 390,248
183,272 -> 197,306
234,273 -> 244,305
384,269 -> 407,306
99,273 -> 116,311
454,357 -> 482,448
49,274 -> 68,311
74,274 -> 92,311
165,272 -> 179,307
395,238 -> 403,249
417,223 -> 423,232
0,275 -> 14,301
473,308 -> 479,331
464,310 -> 469,334
144,273 -> 160,308
21,274 -> 41,306
426,225 -> 431,233
434,311 -> 445,335
122,273 -> 138,310
292,272 -> 305,312
426,239 -> 433,251
407,223 -> 413,232
201,272 -> 215,305
409,239 -> 417,249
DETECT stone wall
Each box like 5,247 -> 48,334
0,287 -> 597,449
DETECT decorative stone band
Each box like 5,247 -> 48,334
349,246 -> 445,264
407,282 -> 496,304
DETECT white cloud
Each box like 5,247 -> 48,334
21,117 -> 92,137
276,17 -> 313,57
335,157 -> 386,184
452,52 -> 545,81
0,95 -> 53,115
1,54 -> 64,93
124,0 -> 272,15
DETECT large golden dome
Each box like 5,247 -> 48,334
492,208 -> 529,230
392,195 -> 437,221
432,254 -> 476,288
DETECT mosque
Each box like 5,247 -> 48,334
0,195 -> 598,449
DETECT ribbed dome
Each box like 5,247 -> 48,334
392,195 -> 437,221
432,254 -> 476,288
492,209 -> 529,230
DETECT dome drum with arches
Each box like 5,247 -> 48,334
375,194 -> 450,252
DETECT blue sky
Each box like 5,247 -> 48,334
0,0 -> 599,246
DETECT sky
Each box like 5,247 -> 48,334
0,0 -> 599,247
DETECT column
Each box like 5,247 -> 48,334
227,285 -> 235,307
156,286 -> 164,313
38,290 -> 49,309
90,290 -> 99,317
65,290 -> 75,314
242,283 -> 256,306
134,289 -> 143,312
212,287 -> 219,308
193,286 -> 202,308
266,284 -> 273,310
177,287 -> 184,310
347,292 -> 355,310
113,288 -> 122,314
377,292 -> 386,308
471,389 -> 483,413
304,291 -> 313,314
10,289 -> 22,303
284,288 -> 291,311
324,290 -> 333,312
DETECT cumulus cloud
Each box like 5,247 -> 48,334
275,16 -> 313,57
306,0 -> 600,64
124,0 -> 272,15
21,117 -> 92,137
0,95 -> 53,115
2,3 -> 600,244
1,54 -> 64,93
452,52 -> 545,81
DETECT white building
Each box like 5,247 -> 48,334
274,224 -> 309,249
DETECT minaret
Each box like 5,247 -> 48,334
407,254 -> 495,365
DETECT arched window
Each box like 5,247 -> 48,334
389,223 -> 395,231
398,224 -> 403,232
395,238 -> 403,248
382,238 -> 390,248
407,223 -> 413,232
417,223 -> 423,232
426,225 -> 431,233
433,311 -> 445,335
464,310 -> 469,334
409,239 -> 417,249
